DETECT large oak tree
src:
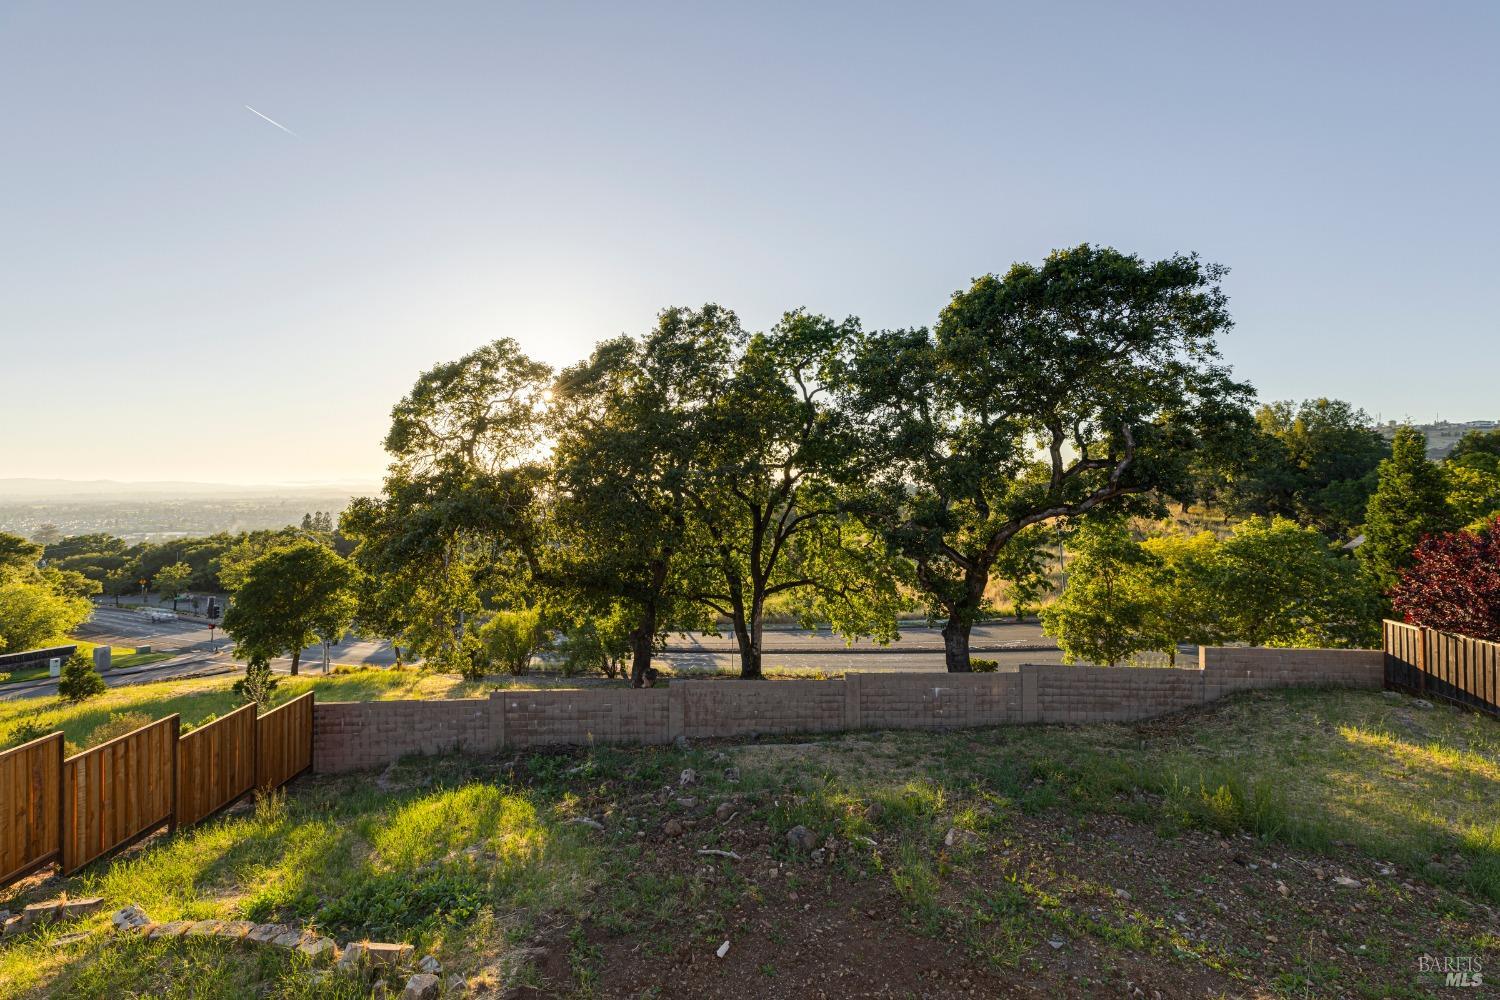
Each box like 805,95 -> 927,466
836,245 -> 1253,670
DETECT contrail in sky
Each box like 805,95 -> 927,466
244,105 -> 297,136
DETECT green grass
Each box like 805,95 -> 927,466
109,651 -> 172,671
0,669 -> 498,750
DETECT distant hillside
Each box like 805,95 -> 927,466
1375,420 -> 1498,459
0,478 -> 377,499
0,480 -> 377,541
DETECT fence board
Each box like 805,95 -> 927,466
177,704 -> 256,827
0,732 -> 63,885
62,715 -> 178,873
256,693 -> 314,790
1384,619 -> 1500,717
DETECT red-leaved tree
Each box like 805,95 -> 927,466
1389,515 -> 1500,642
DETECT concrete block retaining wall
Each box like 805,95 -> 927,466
311,647 -> 1384,774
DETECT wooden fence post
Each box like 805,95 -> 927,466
168,715 -> 181,834
56,734 -> 67,877
1417,626 -> 1429,696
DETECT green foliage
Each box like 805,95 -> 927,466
838,245 -> 1254,670
969,658 -> 999,673
58,652 -> 107,702
3,715 -> 53,750
555,605 -> 633,678
1360,427 -> 1458,591
346,338 -> 553,674
992,526 -> 1054,620
1447,428 -> 1500,474
479,606 -> 546,676
153,561 -> 192,602
1213,516 -> 1380,648
1136,530 -> 1222,662
0,530 -> 94,653
1217,399 -> 1388,537
1445,463 -> 1500,527
1041,519 -> 1156,666
1044,516 -> 1381,660
221,541 -> 358,676
83,710 -> 153,748
233,657 -> 280,707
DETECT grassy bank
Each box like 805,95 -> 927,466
1,688 -> 1496,998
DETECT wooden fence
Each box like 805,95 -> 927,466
0,694 -> 313,888
0,732 -> 63,885
1383,619 -> 1500,717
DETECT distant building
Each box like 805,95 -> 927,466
1378,419 -> 1498,459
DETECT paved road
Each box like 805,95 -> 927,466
2,611 -> 1066,701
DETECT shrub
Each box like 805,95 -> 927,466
3,716 -> 53,750
1390,514 -> 1500,641
84,711 -> 153,748
57,653 -> 106,702
479,607 -> 546,677
233,656 -> 279,707
970,658 -> 999,673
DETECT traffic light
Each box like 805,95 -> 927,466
207,598 -> 221,619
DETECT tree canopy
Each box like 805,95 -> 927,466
221,541 -> 358,676
837,245 -> 1254,670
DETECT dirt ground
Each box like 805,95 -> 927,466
513,802 -> 1496,999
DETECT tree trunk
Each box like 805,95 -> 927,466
629,602 -> 658,688
942,615 -> 972,672
290,650 -> 301,677
732,598 -> 764,680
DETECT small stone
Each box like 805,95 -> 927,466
1412,699 -> 1434,709
674,735 -> 691,750
365,942 -> 415,968
724,767 -> 740,783
23,901 -> 62,927
149,921 -> 193,940
1114,888 -> 1132,901
663,819 -> 685,837
810,848 -> 826,865
566,817 -> 604,831
675,797 -> 698,809
60,897 -> 105,920
1047,937 -> 1065,950
337,941 -> 368,969
1333,876 -> 1362,889
1276,880 -> 1290,897
402,972 -> 440,1000
246,923 -> 288,945
216,920 -> 254,940
186,920 -> 223,937
785,825 -> 819,853
714,801 -> 736,821
272,929 -> 305,949
418,954 -> 442,974
679,768 -> 698,787
110,905 -> 151,933
299,936 -> 337,964
716,940 -> 730,959
51,932 -> 89,948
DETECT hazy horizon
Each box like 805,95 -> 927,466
4,2 -> 1497,484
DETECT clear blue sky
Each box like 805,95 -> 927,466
3,2 -> 1495,483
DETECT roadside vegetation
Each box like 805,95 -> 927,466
1,687 -> 1494,998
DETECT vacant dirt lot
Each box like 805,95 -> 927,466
2,687 -> 1497,998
